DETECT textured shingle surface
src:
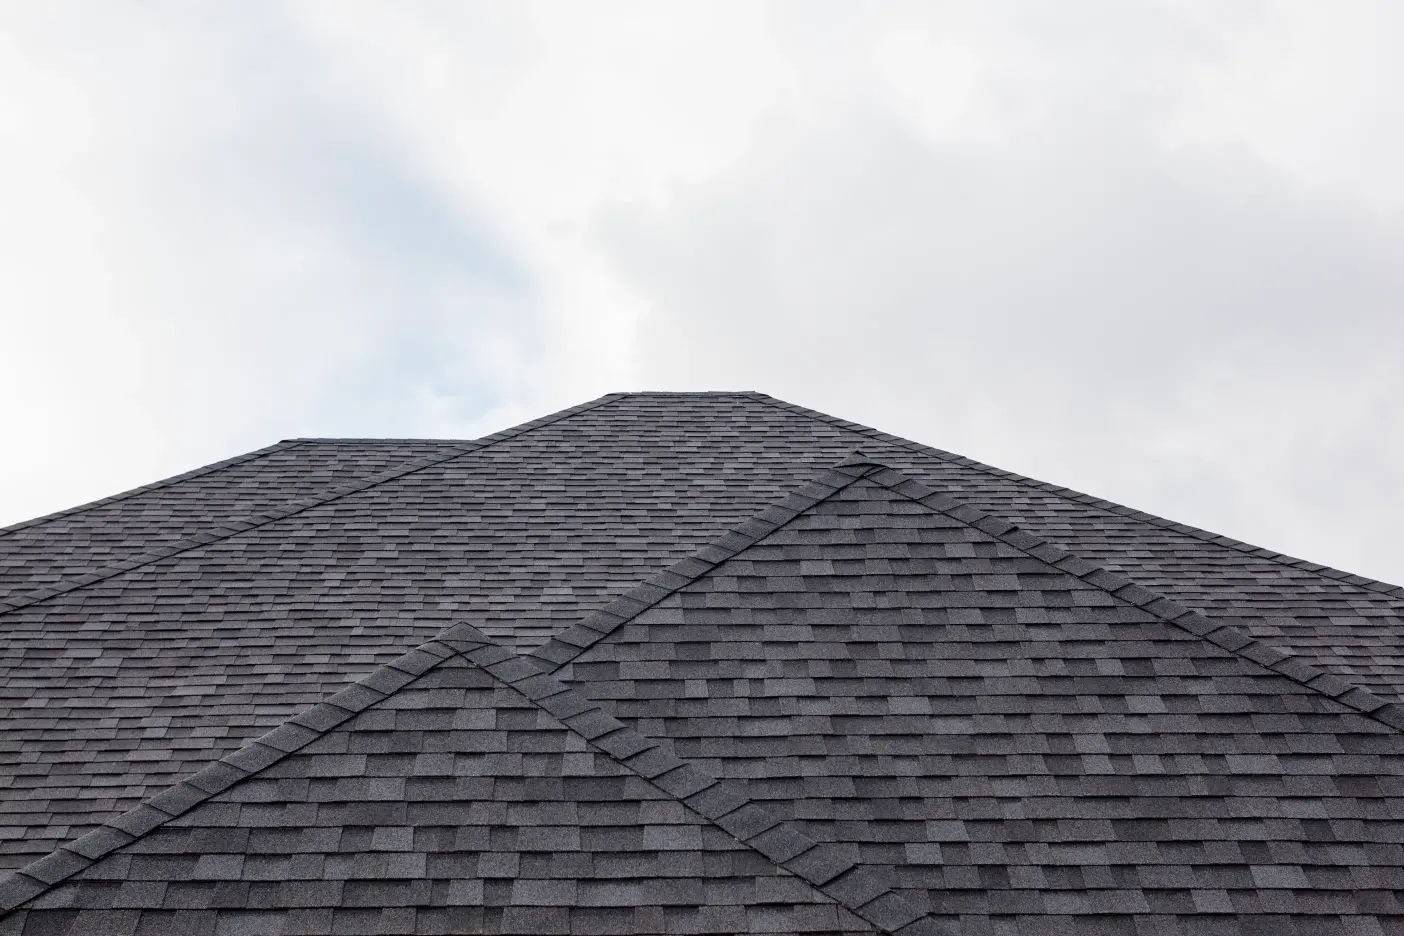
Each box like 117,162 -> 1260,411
0,389 -> 1401,904
1,643 -> 882,936
0,440 -> 458,600
558,471 -> 1404,934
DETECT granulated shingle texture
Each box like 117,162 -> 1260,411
560,474 -> 1404,934
2,651 -> 879,936
0,440 -> 459,600
1,390 -> 1401,883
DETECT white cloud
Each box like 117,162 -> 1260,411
1,1 -> 1401,585
0,3 -> 542,516
592,1 -> 1404,581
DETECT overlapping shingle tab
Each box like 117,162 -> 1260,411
549,461 -> 1404,932
1,391 -> 1402,933
0,440 -> 462,602
0,625 -> 908,935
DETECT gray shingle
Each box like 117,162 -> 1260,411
0,649 -> 880,934
3,391 -> 1403,934
560,469 -> 1404,932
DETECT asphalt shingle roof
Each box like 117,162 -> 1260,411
0,439 -> 462,600
548,461 -> 1404,933
1,628 -> 891,935
1,391 -> 1401,933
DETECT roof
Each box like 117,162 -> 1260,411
2,391 -> 1402,933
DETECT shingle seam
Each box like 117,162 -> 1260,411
0,630 -> 487,917
0,440 -> 305,540
859,463 -> 1404,735
453,623 -> 943,936
526,455 -> 888,674
0,393 -> 629,619
745,391 -> 1404,602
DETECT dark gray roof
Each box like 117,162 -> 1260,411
2,392 -> 1402,933
1,626 -> 891,936
548,461 -> 1404,933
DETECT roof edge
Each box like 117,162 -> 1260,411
527,453 -> 889,674
745,392 -> 1404,601
0,616 -> 945,935
851,462 -> 1404,734
454,624 -> 943,936
284,437 -> 477,444
0,631 -> 481,916
0,393 -> 629,620
531,449 -> 1404,736
0,440 -> 305,540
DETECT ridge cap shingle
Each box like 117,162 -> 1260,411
0,440 -> 305,540
283,436 -> 477,444
533,449 -> 1404,735
852,463 -> 1404,735
743,391 -> 1404,603
0,617 -> 941,935
0,392 -> 629,620
0,630 -> 476,916
527,453 -> 885,674
533,449 -> 1404,737
462,625 -> 941,936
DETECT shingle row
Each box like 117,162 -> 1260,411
1,621 -> 945,935
558,467 -> 1404,933
0,440 -> 457,600
748,393 -> 1404,699
3,392 -> 1402,877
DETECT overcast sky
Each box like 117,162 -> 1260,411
2,2 -> 1402,584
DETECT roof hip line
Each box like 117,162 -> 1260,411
527,452 -> 889,674
0,440 -> 306,541
743,391 -> 1404,601
0,393 -> 628,619
538,451 -> 1404,735
0,617 -> 948,936
854,461 -> 1404,734
450,624 -> 946,936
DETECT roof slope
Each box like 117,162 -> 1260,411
4,456 -> 1401,934
541,461 -> 1404,933
1,392 -> 1401,875
0,439 -> 462,599
0,626 -> 902,936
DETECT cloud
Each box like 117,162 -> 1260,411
0,3 -> 541,517
592,1 -> 1404,581
1,1 -> 1401,585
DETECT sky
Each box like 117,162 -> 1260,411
1,2 -> 1402,584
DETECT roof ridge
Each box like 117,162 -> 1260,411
527,446 -> 1403,736
744,391 -> 1404,602
527,453 -> 889,674
0,440 -> 305,541
283,437 -> 478,444
0,629 -> 474,915
611,390 -> 763,397
450,624 -> 944,936
0,617 -> 945,936
0,393 -> 628,620
851,462 -> 1404,735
